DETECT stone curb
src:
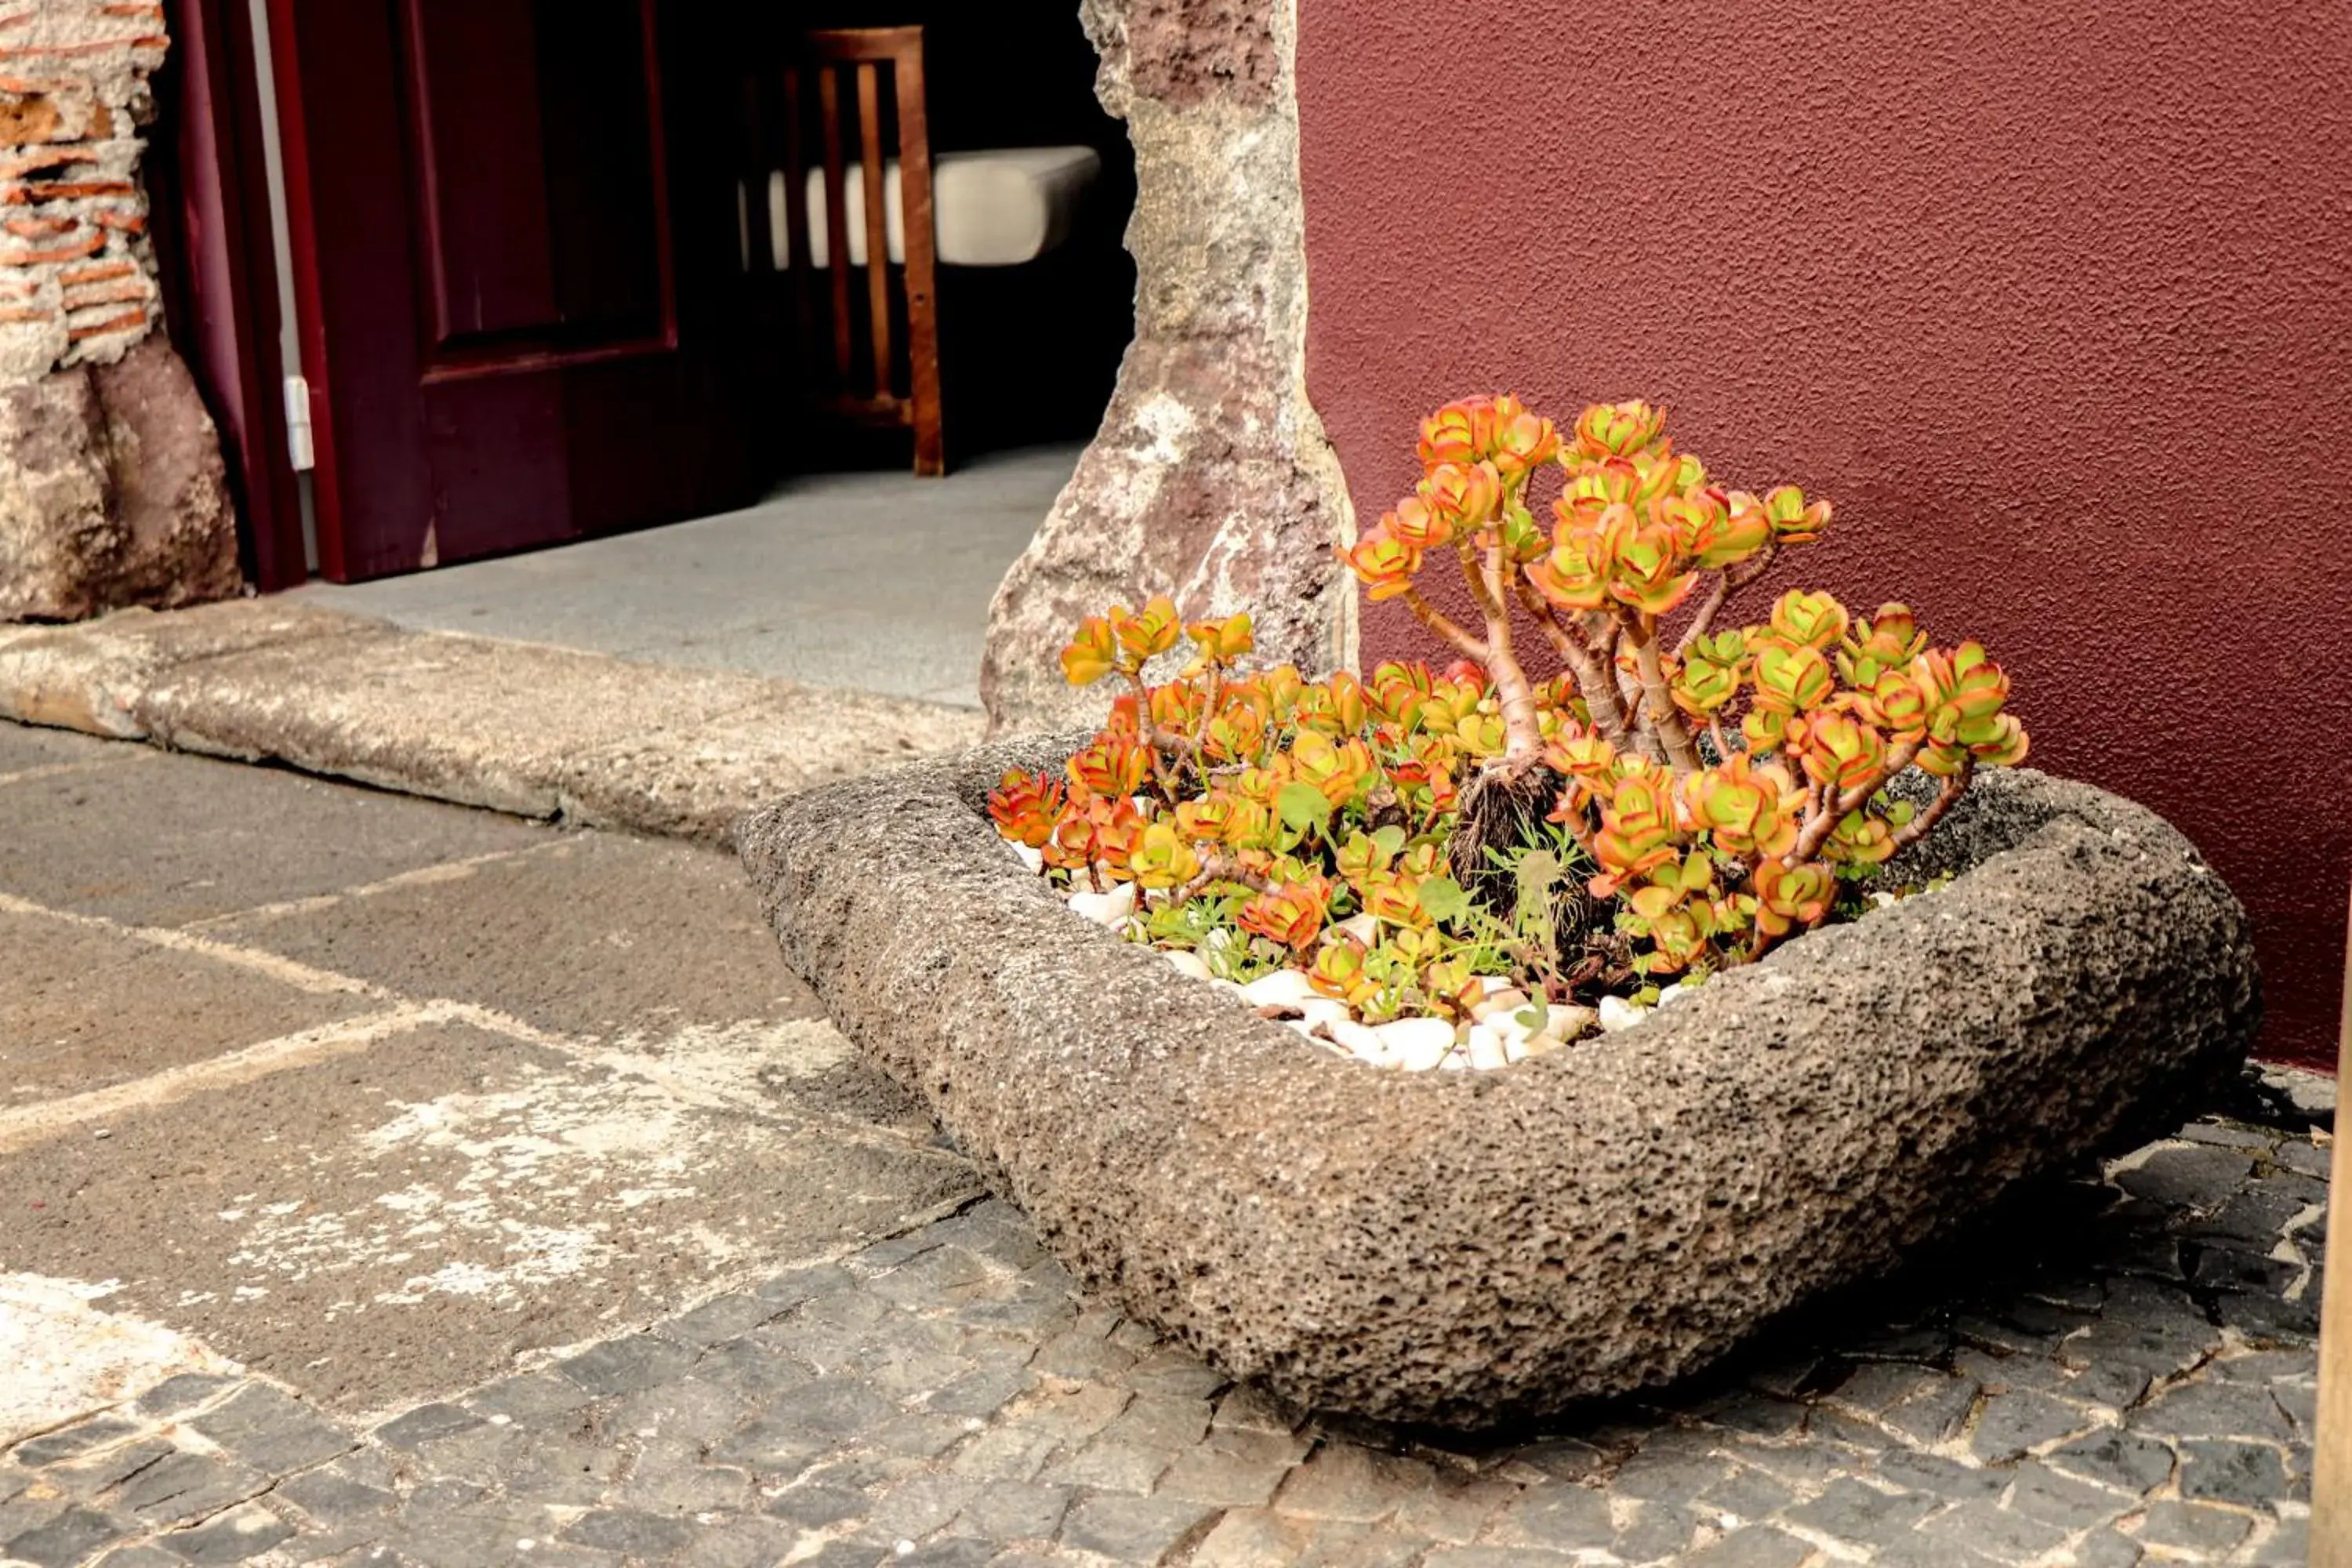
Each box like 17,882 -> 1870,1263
0,600 -> 982,845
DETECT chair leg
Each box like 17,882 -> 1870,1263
908,289 -> 946,476
912,387 -> 946,476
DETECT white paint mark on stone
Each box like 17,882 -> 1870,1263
0,890 -> 392,999
0,1273 -> 239,1446
0,1004 -> 446,1156
184,841 -> 569,932
222,1044 -> 794,1308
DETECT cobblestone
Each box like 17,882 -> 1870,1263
0,1094 -> 2327,1566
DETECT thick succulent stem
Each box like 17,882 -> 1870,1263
1787,738 -> 1922,862
1628,623 -> 1704,774
1675,546 -> 1778,656
1889,760 -> 1972,851
1482,540 -> 1544,772
1456,538 -> 1504,623
1397,586 -> 1487,661
1174,854 -> 1273,903
1512,575 -> 1633,747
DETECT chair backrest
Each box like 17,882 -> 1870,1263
741,26 -> 941,458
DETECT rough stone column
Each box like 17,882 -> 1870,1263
978,0 -> 1355,736
1,2 -> 239,622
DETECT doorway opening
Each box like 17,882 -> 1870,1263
203,0 -> 1136,708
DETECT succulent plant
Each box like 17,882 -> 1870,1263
991,397 -> 2030,1014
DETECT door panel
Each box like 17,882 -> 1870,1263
406,0 -> 670,353
270,0 -> 754,580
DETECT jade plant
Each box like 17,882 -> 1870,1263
989,397 -> 2028,1036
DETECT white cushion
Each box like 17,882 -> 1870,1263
768,146 -> 1100,270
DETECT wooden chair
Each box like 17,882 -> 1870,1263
743,27 -> 945,474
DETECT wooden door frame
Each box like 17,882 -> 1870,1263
157,0 -> 307,592
2316,877 -> 2350,1566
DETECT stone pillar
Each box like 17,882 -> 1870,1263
0,2 -> 239,622
978,0 -> 1355,736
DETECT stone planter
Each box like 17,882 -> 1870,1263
737,735 -> 2258,1428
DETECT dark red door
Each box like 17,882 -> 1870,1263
267,0 -> 757,580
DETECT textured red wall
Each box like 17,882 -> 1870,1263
1295,0 -> 2352,1068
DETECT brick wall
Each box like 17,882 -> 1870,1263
0,1 -> 168,384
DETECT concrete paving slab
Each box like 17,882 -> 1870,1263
0,722 -> 129,779
209,833 -> 812,1040
0,601 -> 377,739
0,744 -> 546,927
0,910 -> 368,1101
291,444 -> 1077,706
0,1016 -> 980,1417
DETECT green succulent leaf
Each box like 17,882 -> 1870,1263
1415,875 -> 1472,924
1276,781 -> 1334,833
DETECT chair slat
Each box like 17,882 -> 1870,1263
891,44 -> 943,474
855,62 -> 894,394
778,66 -> 817,368
815,65 -> 855,389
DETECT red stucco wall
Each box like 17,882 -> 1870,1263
1295,0 -> 2352,1068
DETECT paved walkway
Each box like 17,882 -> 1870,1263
290,446 -> 1082,710
0,722 -> 2330,1567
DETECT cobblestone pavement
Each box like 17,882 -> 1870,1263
0,723 -> 2333,1567
4,1090 -> 2329,1567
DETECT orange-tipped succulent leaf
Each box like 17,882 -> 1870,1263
1490,403 -> 1563,476
1421,462 -> 1504,530
987,770 -> 1068,849
1768,589 -> 1852,652
1572,399 -> 1669,462
1060,616 -> 1119,687
1183,612 -> 1255,664
1762,484 -> 1831,544
1417,397 -> 1499,470
1338,535 -> 1422,601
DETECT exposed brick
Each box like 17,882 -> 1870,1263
0,2 -> 169,376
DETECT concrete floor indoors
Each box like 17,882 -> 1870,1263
292,445 -> 1082,710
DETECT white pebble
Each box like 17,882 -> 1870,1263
1240,968 -> 1319,1010
1537,1005 -> 1597,1044
1067,882 -> 1138,926
1163,949 -> 1212,981
1469,986 -> 1530,1022
1598,995 -> 1650,1033
1466,1024 -> 1510,1072
1334,913 -> 1378,945
1655,982 -> 1693,1008
1375,1017 -> 1458,1072
1300,997 -> 1349,1030
1869,889 -> 1899,909
1004,840 -> 1044,872
1327,1019 -> 1388,1061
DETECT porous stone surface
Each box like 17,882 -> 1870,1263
739,746 -> 2260,1425
0,337 -> 238,622
978,0 -> 1356,737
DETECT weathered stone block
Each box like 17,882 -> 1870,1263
980,0 -> 1353,736
739,746 -> 2257,1425
1,339 -> 238,622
